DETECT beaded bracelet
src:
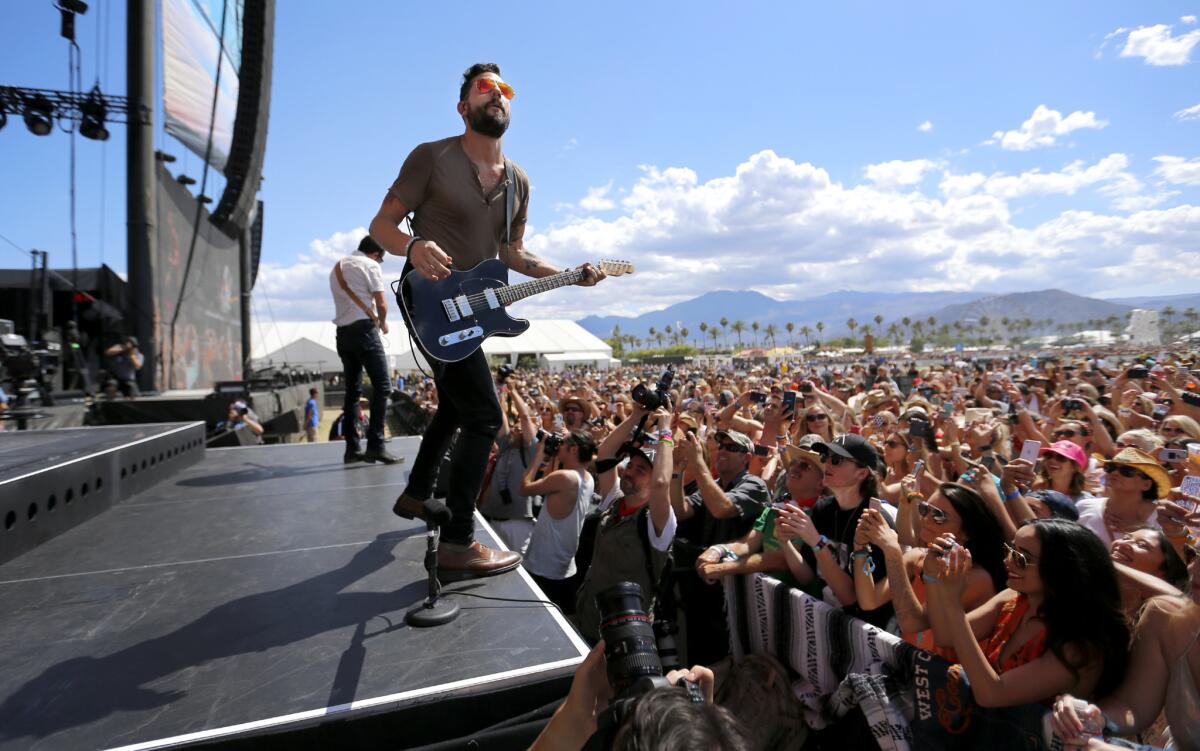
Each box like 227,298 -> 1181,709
922,574 -> 939,584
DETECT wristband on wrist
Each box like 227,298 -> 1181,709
922,574 -> 939,584
1004,489 -> 1021,503
850,549 -> 871,559
403,235 -> 423,257
812,535 -> 832,553
905,492 -> 924,503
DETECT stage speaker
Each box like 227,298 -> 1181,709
388,391 -> 430,436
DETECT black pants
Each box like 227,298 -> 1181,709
402,346 -> 501,546
335,320 -> 389,454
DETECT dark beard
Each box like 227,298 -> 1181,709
467,102 -> 509,138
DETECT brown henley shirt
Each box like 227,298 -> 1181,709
388,135 -> 530,271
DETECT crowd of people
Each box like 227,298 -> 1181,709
438,349 -> 1200,750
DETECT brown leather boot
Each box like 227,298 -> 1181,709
392,493 -> 428,521
438,541 -> 522,581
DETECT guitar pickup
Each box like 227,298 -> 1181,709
442,298 -> 461,322
438,326 -> 483,346
483,288 -> 500,310
454,295 -> 473,317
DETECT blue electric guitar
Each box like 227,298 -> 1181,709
393,258 -> 635,363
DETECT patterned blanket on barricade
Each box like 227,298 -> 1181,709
722,572 -> 1048,751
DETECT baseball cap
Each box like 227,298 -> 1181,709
714,429 -> 754,453
816,434 -> 880,471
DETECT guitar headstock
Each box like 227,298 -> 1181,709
598,259 -> 636,277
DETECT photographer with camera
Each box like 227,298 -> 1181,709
520,429 -> 597,613
479,377 -> 541,552
574,403 -> 676,645
530,623 -> 744,743
217,400 -> 264,442
104,336 -> 143,399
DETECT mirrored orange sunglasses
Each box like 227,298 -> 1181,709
476,78 -> 515,100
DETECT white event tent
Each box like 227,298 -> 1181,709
251,319 -> 615,373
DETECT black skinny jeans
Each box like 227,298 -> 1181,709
335,320 -> 389,454
402,346 -> 502,545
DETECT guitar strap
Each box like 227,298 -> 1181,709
505,159 -> 515,249
333,259 -> 379,327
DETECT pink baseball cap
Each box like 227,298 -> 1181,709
1040,440 -> 1087,471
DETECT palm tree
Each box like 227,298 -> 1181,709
927,316 -> 936,329
680,327 -> 690,348
665,324 -> 674,344
648,326 -> 657,345
815,321 -> 825,346
698,322 -> 708,350
731,320 -> 747,348
886,323 -> 901,346
874,314 -> 883,331
800,325 -> 812,347
709,326 -> 721,350
751,321 -> 761,348
786,322 -> 795,347
719,317 -> 729,341
764,324 -> 778,349
846,318 -> 858,343
901,316 -> 912,334
859,324 -> 872,346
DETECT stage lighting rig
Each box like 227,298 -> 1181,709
78,85 -> 109,141
23,95 -> 54,136
0,85 -> 143,139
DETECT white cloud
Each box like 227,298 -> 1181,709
1119,23 -> 1200,65
865,159 -> 936,190
987,105 -> 1107,151
918,120 -> 933,132
1175,102 -> 1200,121
258,153 -> 1200,322
255,227 -> 368,321
1183,15 -> 1198,24
1153,155 -> 1200,185
578,181 -> 616,211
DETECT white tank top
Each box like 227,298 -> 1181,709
523,469 -> 594,580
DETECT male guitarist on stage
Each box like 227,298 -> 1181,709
369,63 -> 606,579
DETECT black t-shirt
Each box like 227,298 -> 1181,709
679,470 -> 769,553
800,495 -> 895,629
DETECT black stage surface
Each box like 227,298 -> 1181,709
0,439 -> 587,751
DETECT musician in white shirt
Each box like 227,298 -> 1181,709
328,236 -> 400,465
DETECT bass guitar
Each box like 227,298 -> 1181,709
393,258 -> 635,363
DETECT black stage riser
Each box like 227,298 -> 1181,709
0,423 -> 206,565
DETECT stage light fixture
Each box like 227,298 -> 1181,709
198,195 -> 213,204
79,85 -> 109,141
155,150 -> 177,162
23,95 -> 54,136
177,175 -> 196,186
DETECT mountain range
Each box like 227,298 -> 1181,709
576,288 -> 1200,344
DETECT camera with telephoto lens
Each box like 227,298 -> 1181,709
630,365 -> 675,411
582,582 -> 702,749
496,364 -> 514,383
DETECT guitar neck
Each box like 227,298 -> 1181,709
497,267 -> 587,306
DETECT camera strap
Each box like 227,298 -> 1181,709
635,506 -> 676,621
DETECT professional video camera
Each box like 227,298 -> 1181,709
0,327 -> 60,409
582,582 -> 700,749
630,365 -> 675,411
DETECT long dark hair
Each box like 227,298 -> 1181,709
1031,518 -> 1130,698
939,483 -> 1007,594
1127,524 -> 1188,588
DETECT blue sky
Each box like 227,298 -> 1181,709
2,1 -> 1198,325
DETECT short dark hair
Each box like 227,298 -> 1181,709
357,235 -> 384,256
459,63 -> 501,101
612,688 -> 752,751
309,388 -> 318,396
568,429 -> 597,463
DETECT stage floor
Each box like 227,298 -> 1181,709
0,423 -> 193,478
0,439 -> 587,751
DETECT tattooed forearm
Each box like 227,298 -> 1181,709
512,248 -> 560,278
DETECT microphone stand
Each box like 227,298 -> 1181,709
404,505 -> 460,627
